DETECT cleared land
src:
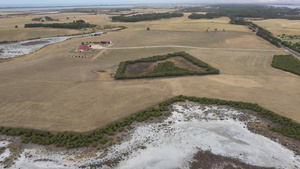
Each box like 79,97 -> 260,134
0,11 -> 299,132
253,19 -> 300,36
0,11 -> 248,42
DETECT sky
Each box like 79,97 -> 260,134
0,0 -> 300,6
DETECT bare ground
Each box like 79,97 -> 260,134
189,150 -> 271,169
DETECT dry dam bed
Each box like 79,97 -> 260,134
0,103 -> 299,168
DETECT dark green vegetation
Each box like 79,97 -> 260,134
25,20 -> 96,29
152,61 -> 187,73
0,107 -> 163,149
186,5 -> 300,49
109,8 -> 132,13
184,5 -> 300,20
32,16 -> 59,22
229,18 -> 300,52
114,52 -> 219,79
188,13 -> 223,19
0,95 -> 300,148
281,41 -> 300,54
0,40 -> 18,44
111,12 -> 184,22
272,55 -> 300,76
230,18 -> 281,47
179,6 -> 218,13
279,34 -> 300,40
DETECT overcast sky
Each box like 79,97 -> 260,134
1,0 -> 300,6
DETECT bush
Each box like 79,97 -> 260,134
112,12 -> 183,22
25,20 -> 96,29
272,54 -> 300,76
115,51 -> 219,80
188,13 -> 223,19
1,95 -> 299,148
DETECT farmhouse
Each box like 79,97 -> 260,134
77,45 -> 90,52
100,41 -> 112,45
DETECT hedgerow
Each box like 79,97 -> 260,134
115,51 -> 220,79
1,96 -> 299,148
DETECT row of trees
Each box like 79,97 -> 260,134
184,5 -> 300,20
229,18 -> 281,47
159,95 -> 300,141
279,34 -> 300,40
114,52 -> 220,79
0,106 -> 164,148
256,26 -> 281,47
229,18 -> 300,53
281,41 -> 300,54
272,54 -> 300,76
188,13 -> 223,19
25,20 -> 96,29
111,12 -> 184,22
1,95 -> 299,147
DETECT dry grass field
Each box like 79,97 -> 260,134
0,10 -> 248,41
253,19 -> 300,36
0,9 -> 299,132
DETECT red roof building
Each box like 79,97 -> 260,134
77,45 -> 90,51
100,41 -> 112,44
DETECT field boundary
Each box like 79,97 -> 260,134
0,95 -> 299,149
114,51 -> 219,79
107,45 -> 283,52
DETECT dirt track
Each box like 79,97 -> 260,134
107,45 -> 283,52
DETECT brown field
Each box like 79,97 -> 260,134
253,19 -> 300,36
125,57 -> 205,76
0,9 -> 299,133
0,9 -> 249,41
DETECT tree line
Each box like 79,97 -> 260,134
281,41 -> 300,54
272,54 -> 300,76
229,17 -> 300,53
111,12 -> 184,22
0,95 -> 299,148
159,95 -> 300,141
229,18 -> 281,47
0,107 -> 163,149
188,13 -> 223,19
25,20 -> 96,29
184,5 -> 300,20
114,51 -> 220,79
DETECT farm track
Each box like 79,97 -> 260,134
91,49 -> 107,61
107,45 -> 283,52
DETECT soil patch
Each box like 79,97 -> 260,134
189,150 -> 270,169
20,40 -> 50,46
125,62 -> 153,76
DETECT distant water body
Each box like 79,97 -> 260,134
0,5 -> 135,12
269,5 -> 300,9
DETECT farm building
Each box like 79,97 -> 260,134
90,33 -> 102,36
100,41 -> 112,45
77,45 -> 90,52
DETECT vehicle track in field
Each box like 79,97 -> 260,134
107,45 -> 283,52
